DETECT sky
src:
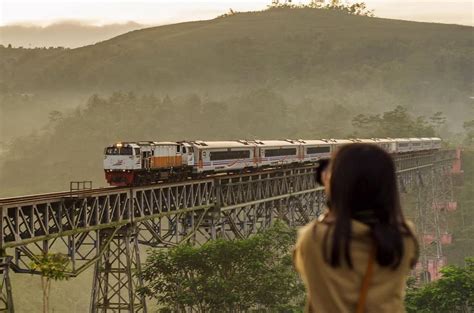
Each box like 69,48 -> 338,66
0,0 -> 473,27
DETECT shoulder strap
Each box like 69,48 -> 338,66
356,245 -> 375,313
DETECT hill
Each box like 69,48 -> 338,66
1,8 -> 472,95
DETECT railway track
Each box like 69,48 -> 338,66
0,186 -> 122,205
0,164 -> 319,206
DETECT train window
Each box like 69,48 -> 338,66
106,148 -> 117,155
265,148 -> 297,157
106,147 -> 119,155
398,143 -> 409,147
182,147 -> 187,153
307,146 -> 330,154
105,147 -> 133,155
121,147 -> 133,155
210,150 -> 250,161
134,148 -> 140,155
177,146 -> 180,152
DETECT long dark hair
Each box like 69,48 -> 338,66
323,143 -> 418,269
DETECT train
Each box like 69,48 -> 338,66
103,137 -> 442,186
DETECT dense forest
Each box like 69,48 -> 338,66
0,91 -> 459,196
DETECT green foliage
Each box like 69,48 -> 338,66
30,253 -> 70,281
405,258 -> 474,313
139,221 -> 305,312
30,253 -> 70,313
268,0 -> 374,16
463,120 -> 474,147
352,105 -> 437,137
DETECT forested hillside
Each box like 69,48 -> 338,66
0,8 -> 472,144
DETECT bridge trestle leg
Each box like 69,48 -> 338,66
0,256 -> 14,313
90,225 -> 147,313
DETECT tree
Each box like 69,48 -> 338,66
30,253 -> 70,313
463,120 -> 474,147
405,257 -> 474,313
48,110 -> 63,123
429,111 -> 446,134
139,221 -> 305,312
269,0 -> 375,16
351,106 -> 436,138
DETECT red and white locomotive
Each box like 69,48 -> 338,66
104,137 -> 441,186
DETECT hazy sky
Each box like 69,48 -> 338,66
1,0 -> 473,26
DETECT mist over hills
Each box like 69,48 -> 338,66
0,21 -> 146,48
0,8 -> 473,197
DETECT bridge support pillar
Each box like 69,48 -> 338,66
0,256 -> 14,313
90,225 -> 147,313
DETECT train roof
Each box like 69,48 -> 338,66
332,139 -> 354,144
106,138 -> 443,149
297,140 -> 333,145
191,141 -> 254,148
255,140 -> 300,146
152,142 -> 179,146
106,142 -> 140,148
394,138 -> 411,142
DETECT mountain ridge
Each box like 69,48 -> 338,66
0,21 -> 146,48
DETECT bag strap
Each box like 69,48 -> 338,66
356,245 -> 375,313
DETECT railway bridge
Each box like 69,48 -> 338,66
0,149 -> 459,312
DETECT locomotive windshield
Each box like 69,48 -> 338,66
105,147 -> 133,155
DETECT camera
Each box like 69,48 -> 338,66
315,159 -> 330,186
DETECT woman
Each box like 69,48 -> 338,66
294,143 -> 418,313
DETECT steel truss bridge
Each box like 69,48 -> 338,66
0,149 -> 458,312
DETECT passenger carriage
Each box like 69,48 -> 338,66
299,140 -> 332,161
420,138 -> 433,151
409,138 -> 424,152
431,137 -> 442,149
255,140 -> 300,167
394,138 -> 412,153
189,140 -> 256,174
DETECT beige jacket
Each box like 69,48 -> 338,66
293,215 -> 417,313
